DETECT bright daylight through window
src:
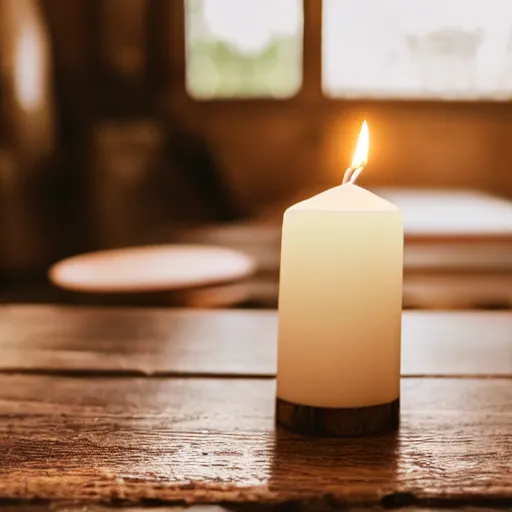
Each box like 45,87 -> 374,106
323,0 -> 512,99
185,0 -> 303,99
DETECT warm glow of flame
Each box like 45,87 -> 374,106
351,120 -> 369,170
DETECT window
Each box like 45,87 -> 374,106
185,0 -> 303,99
183,0 -> 512,101
323,0 -> 512,100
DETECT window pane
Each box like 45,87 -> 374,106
185,0 -> 303,99
323,0 -> 512,99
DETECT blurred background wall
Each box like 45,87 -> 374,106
1,0 -> 512,302
41,0 -> 512,211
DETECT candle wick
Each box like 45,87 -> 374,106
342,166 -> 364,185
342,167 -> 353,184
349,166 -> 364,184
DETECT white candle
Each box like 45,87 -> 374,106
276,123 -> 403,430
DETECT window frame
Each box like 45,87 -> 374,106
163,0 -> 512,110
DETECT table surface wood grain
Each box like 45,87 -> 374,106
0,305 -> 510,510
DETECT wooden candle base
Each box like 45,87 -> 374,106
276,397 -> 399,437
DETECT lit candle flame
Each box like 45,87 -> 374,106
351,120 -> 369,170
343,120 -> 370,184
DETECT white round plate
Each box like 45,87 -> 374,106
49,244 -> 257,293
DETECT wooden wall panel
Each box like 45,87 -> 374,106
168,101 -> 512,214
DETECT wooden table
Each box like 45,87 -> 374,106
0,305 -> 511,511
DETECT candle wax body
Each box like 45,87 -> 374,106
277,184 -> 403,408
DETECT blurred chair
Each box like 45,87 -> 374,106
49,244 -> 257,308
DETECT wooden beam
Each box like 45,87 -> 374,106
301,0 -> 323,101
